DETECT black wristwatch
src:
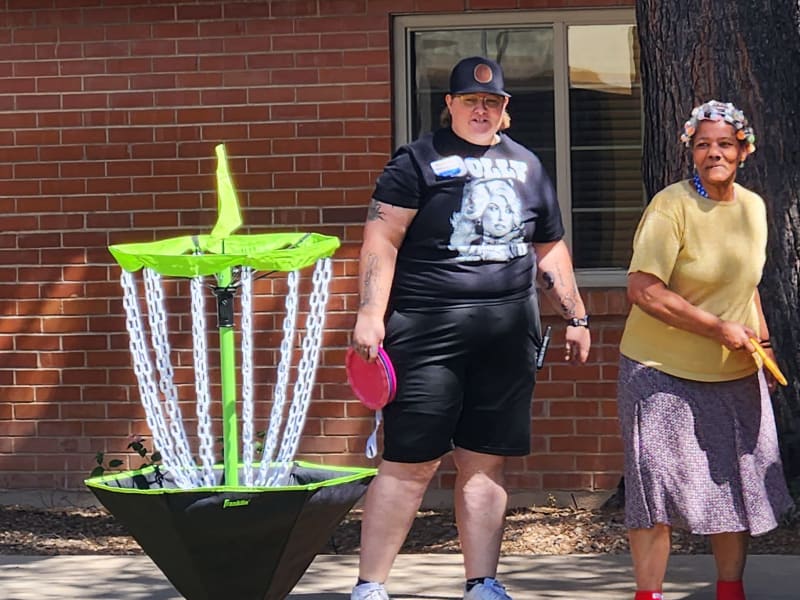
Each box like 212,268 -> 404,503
566,315 -> 590,329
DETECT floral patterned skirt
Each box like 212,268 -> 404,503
617,355 -> 794,536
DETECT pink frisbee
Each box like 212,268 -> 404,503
345,346 -> 397,410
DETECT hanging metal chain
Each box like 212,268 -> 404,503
119,253 -> 335,489
143,268 -> 199,487
268,258 -> 332,486
239,267 -> 256,486
120,270 -> 191,488
256,269 -> 299,486
190,275 -> 216,487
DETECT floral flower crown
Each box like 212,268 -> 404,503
680,100 -> 756,155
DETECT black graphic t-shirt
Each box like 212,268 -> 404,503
372,127 -> 564,309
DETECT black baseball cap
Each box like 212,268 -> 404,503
448,56 -> 510,97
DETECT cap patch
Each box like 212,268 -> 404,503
473,63 -> 493,85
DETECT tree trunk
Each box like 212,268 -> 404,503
637,0 -> 800,479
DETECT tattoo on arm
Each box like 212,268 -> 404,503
360,253 -> 379,308
367,200 -> 385,221
560,295 -> 578,318
543,265 -> 580,318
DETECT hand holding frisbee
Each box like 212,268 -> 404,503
346,345 -> 397,458
750,338 -> 788,386
346,345 -> 397,410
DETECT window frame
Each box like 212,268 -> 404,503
391,8 -> 639,287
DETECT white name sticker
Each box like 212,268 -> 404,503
430,155 -> 467,178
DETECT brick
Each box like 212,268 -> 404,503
575,418 -> 622,436
129,6 -> 175,23
600,436 -> 624,453
271,69 -> 321,86
0,422 -> 36,436
576,454 -> 624,472
0,455 -> 36,471
176,4 -> 222,20
297,435 -> 349,453
272,0 -> 317,17
533,418 -> 575,435
84,421 -> 132,436
84,41 -> 130,59
198,53 -> 247,72
14,402 -> 60,420
295,15 -> 387,34
0,353 -> 37,369
550,436 -> 600,453
528,453 -> 576,471
319,0 -> 367,15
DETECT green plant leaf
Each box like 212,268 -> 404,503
151,451 -> 162,462
109,459 -> 124,468
90,466 -> 105,478
95,452 -> 104,465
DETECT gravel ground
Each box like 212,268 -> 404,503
1,502 -> 797,556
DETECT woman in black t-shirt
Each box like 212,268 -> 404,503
349,56 -> 591,600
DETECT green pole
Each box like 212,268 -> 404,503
216,267 -> 239,487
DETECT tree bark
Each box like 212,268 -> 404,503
637,0 -> 800,478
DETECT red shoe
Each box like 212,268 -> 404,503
717,580 -> 745,600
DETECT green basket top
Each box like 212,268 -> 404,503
109,232 -> 341,277
108,144 -> 341,277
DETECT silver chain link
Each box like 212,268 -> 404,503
143,268 -> 199,487
239,267 -> 256,486
255,270 -> 299,486
120,271 -> 193,488
268,258 -> 332,486
190,275 -> 216,486
119,255 -> 333,490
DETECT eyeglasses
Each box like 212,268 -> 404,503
456,95 -> 505,110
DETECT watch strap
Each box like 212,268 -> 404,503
566,315 -> 590,329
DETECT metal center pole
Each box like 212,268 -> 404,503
214,268 -> 239,487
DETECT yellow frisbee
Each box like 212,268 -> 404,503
750,338 -> 788,386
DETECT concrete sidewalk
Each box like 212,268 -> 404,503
1,553 -> 797,599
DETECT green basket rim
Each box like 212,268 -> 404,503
108,232 -> 340,277
84,460 -> 377,493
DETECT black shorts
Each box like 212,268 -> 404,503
381,297 -> 540,463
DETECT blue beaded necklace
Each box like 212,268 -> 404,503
692,173 -> 709,198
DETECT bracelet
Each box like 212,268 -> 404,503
566,315 -> 590,329
761,339 -> 772,348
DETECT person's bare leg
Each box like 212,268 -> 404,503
710,531 -> 748,581
628,524 -> 672,592
357,458 -> 441,583
453,448 -> 507,579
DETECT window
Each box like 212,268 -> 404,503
393,9 -> 643,285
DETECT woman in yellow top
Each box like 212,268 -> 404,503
617,100 -> 794,600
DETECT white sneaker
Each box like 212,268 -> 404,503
463,578 -> 512,600
351,582 -> 390,600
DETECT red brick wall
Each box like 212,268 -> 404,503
0,0 -> 633,498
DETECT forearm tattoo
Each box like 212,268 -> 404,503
360,253 -> 379,308
367,200 -> 385,221
542,267 -> 579,318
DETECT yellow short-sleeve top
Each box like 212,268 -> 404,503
620,180 -> 767,382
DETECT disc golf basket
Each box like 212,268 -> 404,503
85,145 -> 375,600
